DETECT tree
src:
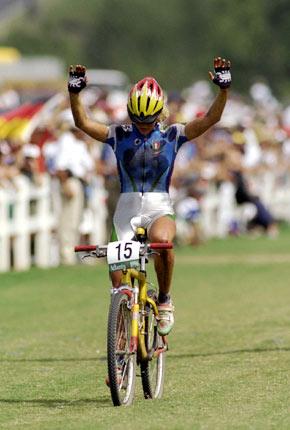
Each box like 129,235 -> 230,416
1,0 -> 290,99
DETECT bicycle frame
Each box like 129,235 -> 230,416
116,266 -> 160,361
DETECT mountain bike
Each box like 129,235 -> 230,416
74,227 -> 173,406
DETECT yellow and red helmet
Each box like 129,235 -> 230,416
127,77 -> 164,123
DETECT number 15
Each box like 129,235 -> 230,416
115,242 -> 133,260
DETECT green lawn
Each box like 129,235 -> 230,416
1,230 -> 290,429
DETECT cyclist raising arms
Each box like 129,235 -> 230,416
68,57 -> 231,336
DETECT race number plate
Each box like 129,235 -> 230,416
107,241 -> 141,272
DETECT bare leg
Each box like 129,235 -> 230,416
148,216 -> 176,298
110,270 -> 122,288
110,216 -> 176,295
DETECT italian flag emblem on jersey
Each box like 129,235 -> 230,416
152,141 -> 161,153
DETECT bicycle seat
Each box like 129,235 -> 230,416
130,216 -> 147,243
135,227 -> 147,243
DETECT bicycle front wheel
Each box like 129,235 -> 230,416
140,291 -> 165,399
107,291 -> 136,406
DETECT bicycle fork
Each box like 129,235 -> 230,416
132,272 -> 168,361
120,268 -> 150,357
118,269 -> 142,354
119,267 -> 168,360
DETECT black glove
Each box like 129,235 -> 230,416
68,65 -> 87,93
211,58 -> 231,89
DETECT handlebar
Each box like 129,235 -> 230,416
74,242 -> 173,256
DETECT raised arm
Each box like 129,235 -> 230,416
184,57 -> 231,141
68,65 -> 109,143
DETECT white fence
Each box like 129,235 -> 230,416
1,172 -> 290,272
0,174 -> 107,272
0,175 -> 56,272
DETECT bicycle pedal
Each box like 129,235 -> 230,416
162,336 -> 169,350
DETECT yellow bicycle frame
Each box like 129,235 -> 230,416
120,268 -> 159,361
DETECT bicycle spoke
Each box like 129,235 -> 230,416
118,360 -> 129,392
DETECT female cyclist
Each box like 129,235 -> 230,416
68,57 -> 231,335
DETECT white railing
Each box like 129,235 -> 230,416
0,175 -> 56,272
0,174 -> 107,272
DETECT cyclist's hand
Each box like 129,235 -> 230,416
68,65 -> 87,93
209,57 -> 231,89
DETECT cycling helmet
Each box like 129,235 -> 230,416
127,77 -> 164,123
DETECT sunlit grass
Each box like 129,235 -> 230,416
1,230 -> 290,429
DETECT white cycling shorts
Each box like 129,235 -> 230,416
112,192 -> 175,241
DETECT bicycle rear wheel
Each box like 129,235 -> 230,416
140,291 -> 165,399
107,291 -> 136,406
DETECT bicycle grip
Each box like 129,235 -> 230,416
74,245 -> 97,252
149,242 -> 173,250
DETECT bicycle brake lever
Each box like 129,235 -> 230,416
147,250 -> 160,257
140,247 -> 159,257
95,246 -> 107,258
81,252 -> 97,260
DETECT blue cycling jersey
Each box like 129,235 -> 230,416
105,123 -> 188,193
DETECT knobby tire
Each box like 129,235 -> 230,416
107,292 -> 136,406
140,290 -> 165,399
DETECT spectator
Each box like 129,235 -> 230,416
217,132 -> 279,237
48,111 -> 95,265
20,143 -> 42,185
96,143 -> 120,241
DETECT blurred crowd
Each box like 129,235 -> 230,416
1,79 -> 290,264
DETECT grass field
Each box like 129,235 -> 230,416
1,230 -> 290,429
